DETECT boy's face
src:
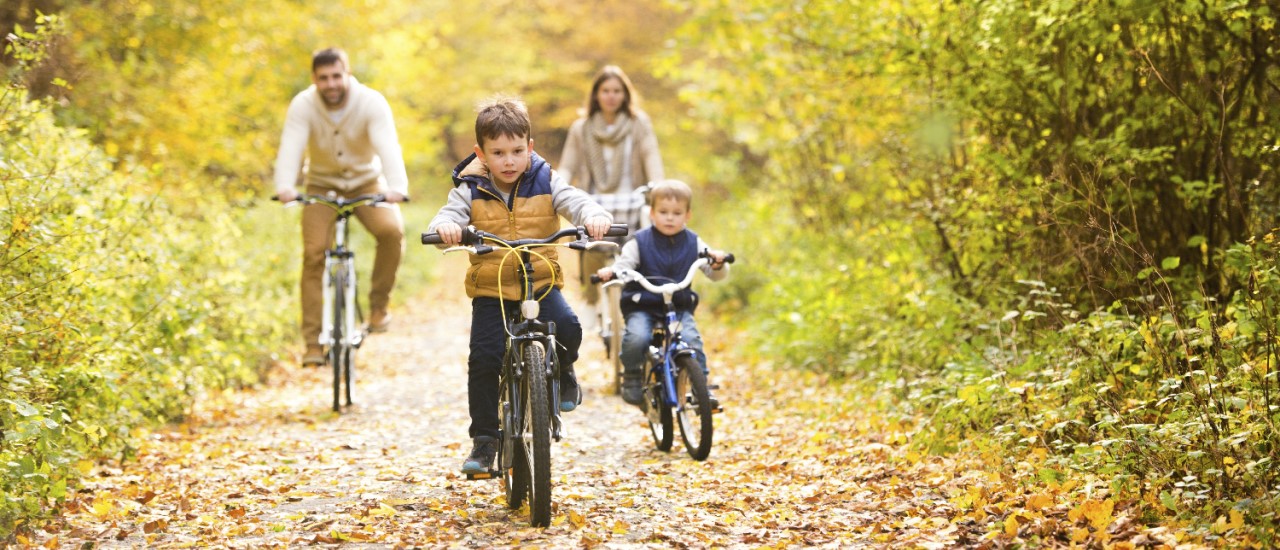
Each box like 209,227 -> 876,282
474,133 -> 532,190
649,196 -> 691,237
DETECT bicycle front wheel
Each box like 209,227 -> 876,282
329,269 -> 346,413
645,362 -> 674,452
522,342 -> 553,527
675,355 -> 714,460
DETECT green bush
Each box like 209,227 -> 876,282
0,80 -> 298,538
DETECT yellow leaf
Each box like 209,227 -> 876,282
612,519 -> 629,535
91,498 -> 113,518
569,510 -> 586,528
1004,514 -> 1019,536
1071,527 -> 1090,542
1026,493 -> 1053,511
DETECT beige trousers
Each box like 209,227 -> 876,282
300,180 -> 404,346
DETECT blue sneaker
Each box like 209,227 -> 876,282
560,382 -> 582,412
460,436 -> 497,474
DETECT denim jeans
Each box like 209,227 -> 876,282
620,309 -> 707,378
467,288 -> 581,439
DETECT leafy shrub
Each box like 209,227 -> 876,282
0,66 -> 295,538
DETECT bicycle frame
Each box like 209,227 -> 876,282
319,210 -> 361,350
287,192 -> 385,412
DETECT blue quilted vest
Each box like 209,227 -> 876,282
621,227 -> 700,315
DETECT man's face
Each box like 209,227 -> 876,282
650,196 -> 691,237
312,61 -> 349,107
475,133 -> 532,189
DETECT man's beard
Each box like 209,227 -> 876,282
322,89 -> 346,106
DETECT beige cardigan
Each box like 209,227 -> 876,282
272,76 -> 409,196
558,109 -> 664,194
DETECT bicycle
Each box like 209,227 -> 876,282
594,250 -> 735,461
281,192 -> 389,413
590,183 -> 652,395
421,223 -> 626,526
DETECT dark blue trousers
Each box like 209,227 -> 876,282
468,288 -> 582,439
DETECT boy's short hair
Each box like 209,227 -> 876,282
311,47 -> 349,72
475,96 -> 531,148
647,179 -> 693,209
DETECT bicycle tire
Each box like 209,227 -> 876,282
675,355 -> 714,460
501,373 -> 529,510
523,342 -> 553,527
645,361 -> 674,452
330,269 -> 346,413
344,264 -> 358,408
605,285 -> 624,395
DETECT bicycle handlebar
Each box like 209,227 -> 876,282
421,223 -> 628,250
591,250 -> 736,291
273,193 -> 404,209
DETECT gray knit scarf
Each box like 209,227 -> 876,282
584,111 -> 633,193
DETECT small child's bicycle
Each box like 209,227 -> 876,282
595,250 -> 735,461
421,223 -> 626,526
281,192 -> 390,413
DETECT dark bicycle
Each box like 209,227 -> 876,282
281,192 -> 389,412
595,250 -> 734,460
422,223 -> 626,526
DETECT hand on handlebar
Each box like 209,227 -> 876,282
595,267 -> 615,282
384,190 -> 409,203
433,222 -> 464,245
585,216 -> 612,241
706,249 -> 729,270
275,189 -> 299,203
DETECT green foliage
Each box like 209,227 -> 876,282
0,30 -> 298,535
661,0 -> 1280,534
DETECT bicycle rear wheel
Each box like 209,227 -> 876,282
645,362 -> 674,452
500,373 -> 529,510
522,342 -> 552,527
675,355 -> 714,460
604,285 -> 624,395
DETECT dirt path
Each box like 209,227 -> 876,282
34,255 -> 991,549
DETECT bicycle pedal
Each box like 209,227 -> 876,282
712,405 -> 725,414
465,470 -> 499,481
707,384 -> 721,390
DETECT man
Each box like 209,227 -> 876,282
273,47 -> 408,366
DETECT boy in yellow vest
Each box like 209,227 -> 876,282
428,97 -> 612,474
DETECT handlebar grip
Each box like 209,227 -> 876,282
605,224 -> 629,237
590,274 -> 602,284
421,232 -> 443,245
724,253 -> 736,264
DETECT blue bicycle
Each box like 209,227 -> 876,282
595,250 -> 734,460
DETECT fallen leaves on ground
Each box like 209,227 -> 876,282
21,259 -> 1248,548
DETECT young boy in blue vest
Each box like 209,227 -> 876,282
594,179 -> 730,408
428,97 -> 612,474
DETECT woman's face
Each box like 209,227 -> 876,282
595,77 -> 627,116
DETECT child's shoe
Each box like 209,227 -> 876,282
560,370 -> 583,412
621,372 -> 644,407
460,436 -> 498,474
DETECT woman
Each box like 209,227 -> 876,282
559,65 -> 665,308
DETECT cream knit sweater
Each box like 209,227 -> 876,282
273,76 -> 409,196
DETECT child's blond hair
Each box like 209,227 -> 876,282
647,179 -> 693,209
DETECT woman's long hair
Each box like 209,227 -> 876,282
586,65 -> 639,118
